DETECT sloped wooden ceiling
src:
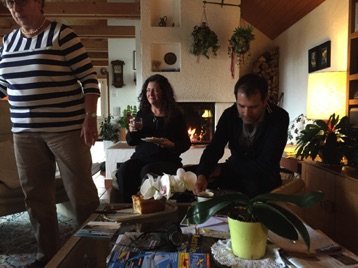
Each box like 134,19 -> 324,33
0,0 -> 325,66
241,0 -> 326,40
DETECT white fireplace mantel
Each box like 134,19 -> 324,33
105,141 -> 231,178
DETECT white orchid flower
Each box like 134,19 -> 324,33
159,174 -> 173,199
140,168 -> 197,200
175,168 -> 197,191
182,170 -> 197,191
140,174 -> 159,199
153,190 -> 163,200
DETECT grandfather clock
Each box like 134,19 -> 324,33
111,60 -> 125,88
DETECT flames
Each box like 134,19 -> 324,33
188,127 -> 206,143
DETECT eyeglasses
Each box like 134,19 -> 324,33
6,0 -> 27,8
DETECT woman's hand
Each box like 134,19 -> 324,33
81,116 -> 98,146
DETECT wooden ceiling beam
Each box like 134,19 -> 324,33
72,25 -> 135,38
0,25 -> 135,38
91,59 -> 109,67
88,52 -> 108,61
82,39 -> 108,52
0,2 -> 140,19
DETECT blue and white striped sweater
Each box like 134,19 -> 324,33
0,21 -> 100,133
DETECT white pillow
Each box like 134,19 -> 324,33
0,140 -> 20,189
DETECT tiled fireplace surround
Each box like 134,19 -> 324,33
105,102 -> 232,178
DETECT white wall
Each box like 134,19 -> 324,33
274,0 -> 348,120
107,18 -> 141,119
141,0 -> 259,104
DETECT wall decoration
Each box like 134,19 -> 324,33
164,52 -> 177,65
308,47 -> 319,73
318,41 -> 331,70
308,40 -> 331,73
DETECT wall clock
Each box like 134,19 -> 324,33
111,60 -> 125,88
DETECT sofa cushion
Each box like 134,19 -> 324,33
287,114 -> 315,146
0,140 -> 20,189
287,114 -> 305,145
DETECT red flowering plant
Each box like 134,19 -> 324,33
295,113 -> 352,165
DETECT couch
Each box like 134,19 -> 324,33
0,100 -> 69,216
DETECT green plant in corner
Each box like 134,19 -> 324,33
99,115 -> 119,142
117,105 -> 137,130
186,191 -> 324,252
190,22 -> 220,59
295,113 -> 351,165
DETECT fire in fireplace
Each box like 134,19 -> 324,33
178,102 -> 215,144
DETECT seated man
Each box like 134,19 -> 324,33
192,73 -> 289,198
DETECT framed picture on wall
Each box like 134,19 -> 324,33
308,46 -> 319,73
317,41 -> 331,70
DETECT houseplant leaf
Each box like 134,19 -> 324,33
186,191 -> 324,249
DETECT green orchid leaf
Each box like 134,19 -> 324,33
269,204 -> 311,250
252,203 -> 298,241
186,193 -> 249,224
251,191 -> 324,208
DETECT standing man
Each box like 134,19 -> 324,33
0,0 -> 100,267
193,73 -> 289,197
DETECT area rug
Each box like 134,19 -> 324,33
0,212 -> 77,268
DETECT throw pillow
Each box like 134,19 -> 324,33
287,114 -> 306,145
0,140 -> 20,189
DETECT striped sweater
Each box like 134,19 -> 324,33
0,21 -> 100,133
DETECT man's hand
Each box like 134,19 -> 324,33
193,175 -> 208,195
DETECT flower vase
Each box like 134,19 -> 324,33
228,216 -> 268,259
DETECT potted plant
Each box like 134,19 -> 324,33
186,191 -> 324,259
190,22 -> 220,60
99,114 -> 119,150
228,25 -> 255,67
117,105 -> 137,140
295,113 -> 351,165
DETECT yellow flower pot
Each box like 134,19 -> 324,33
228,216 -> 268,259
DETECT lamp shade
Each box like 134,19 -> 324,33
202,109 -> 212,118
306,71 -> 347,120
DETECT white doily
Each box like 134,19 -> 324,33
211,239 -> 286,268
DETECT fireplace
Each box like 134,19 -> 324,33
178,102 -> 215,144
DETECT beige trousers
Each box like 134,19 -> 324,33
14,130 -> 100,261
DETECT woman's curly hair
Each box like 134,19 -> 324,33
138,74 -> 180,125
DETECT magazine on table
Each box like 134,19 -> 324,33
75,221 -> 121,239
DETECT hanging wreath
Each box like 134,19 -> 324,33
228,25 -> 255,78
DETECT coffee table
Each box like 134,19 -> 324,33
46,202 -> 178,268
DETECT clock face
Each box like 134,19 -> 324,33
114,65 -> 122,73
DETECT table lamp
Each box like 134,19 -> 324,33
306,71 -> 347,120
